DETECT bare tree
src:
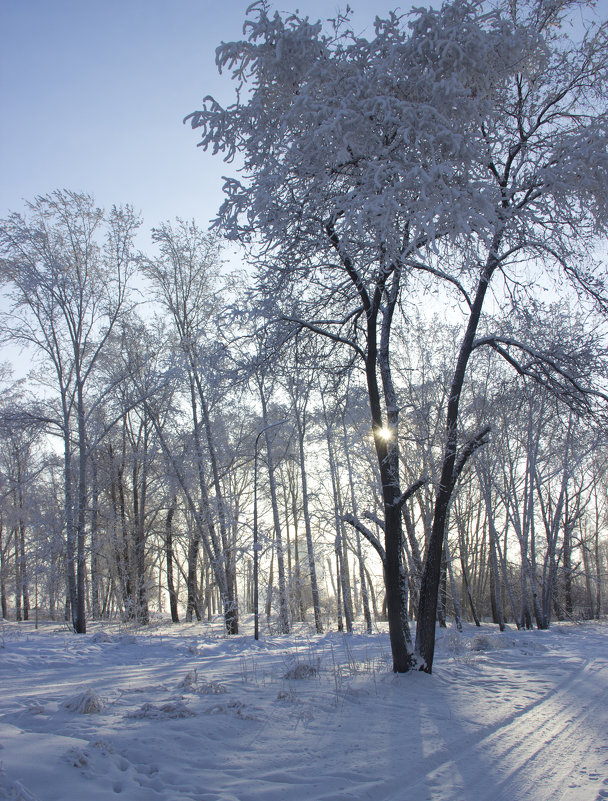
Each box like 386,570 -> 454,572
0,191 -> 138,632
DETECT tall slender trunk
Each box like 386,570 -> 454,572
63,413 -> 77,629
444,536 -> 462,631
165,497 -> 179,623
19,519 -> 29,621
416,236 -> 501,672
187,375 -> 235,632
186,524 -> 202,622
325,413 -> 352,631
0,520 -> 7,619
14,530 -> 22,622
287,388 -> 323,634
478,479 -> 505,630
90,458 -> 102,619
334,551 -> 344,632
74,377 -> 87,633
342,417 -> 372,632
133,420 -> 150,625
258,387 -> 290,634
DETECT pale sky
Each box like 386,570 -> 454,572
0,0 -> 388,237
1,0 -> 606,236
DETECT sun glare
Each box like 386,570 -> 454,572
376,426 -> 392,441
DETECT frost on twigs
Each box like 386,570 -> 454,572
186,0 -> 520,264
62,688 -> 106,714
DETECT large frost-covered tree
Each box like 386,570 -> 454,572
188,0 -> 608,671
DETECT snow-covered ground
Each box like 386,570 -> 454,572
1,618 -> 607,801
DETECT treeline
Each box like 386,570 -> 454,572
0,194 -> 605,636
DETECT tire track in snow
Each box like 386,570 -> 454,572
405,655 -> 608,801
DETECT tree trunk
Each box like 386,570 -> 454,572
294,401 -> 323,633
186,524 -> 201,623
74,378 -> 87,634
165,497 -> 179,623
259,388 -> 290,635
342,416 -> 372,633
0,522 -> 8,619
14,531 -> 22,622
90,458 -> 102,620
324,415 -> 352,632
444,536 -> 462,631
416,243 -> 500,672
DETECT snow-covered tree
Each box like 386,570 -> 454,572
0,191 -> 139,632
187,0 -> 608,671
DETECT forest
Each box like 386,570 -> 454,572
0,0 -> 607,679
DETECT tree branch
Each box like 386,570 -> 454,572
342,514 -> 386,565
280,316 -> 365,359
453,425 -> 491,485
392,477 -> 428,511
406,260 -> 472,309
473,335 -> 608,407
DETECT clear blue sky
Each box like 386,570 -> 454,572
0,0 -> 387,237
1,0 -> 606,236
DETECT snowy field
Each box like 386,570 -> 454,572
1,619 -> 607,801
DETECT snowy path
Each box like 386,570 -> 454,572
1,621 -> 607,800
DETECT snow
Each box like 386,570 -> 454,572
1,619 -> 607,801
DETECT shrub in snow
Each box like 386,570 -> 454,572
89,739 -> 114,755
283,658 -> 320,680
128,701 -> 195,719
90,631 -> 113,644
197,681 -> 228,695
204,700 -> 257,720
470,634 -> 492,652
177,670 -> 198,689
62,688 -> 105,714
178,671 -> 228,695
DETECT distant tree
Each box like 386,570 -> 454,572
142,221 -> 240,633
0,191 -> 139,632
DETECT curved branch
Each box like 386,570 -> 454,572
280,316 -> 365,359
473,335 -> 608,406
342,514 -> 386,565
406,260 -> 472,309
452,426 -> 491,485
392,477 -> 428,511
